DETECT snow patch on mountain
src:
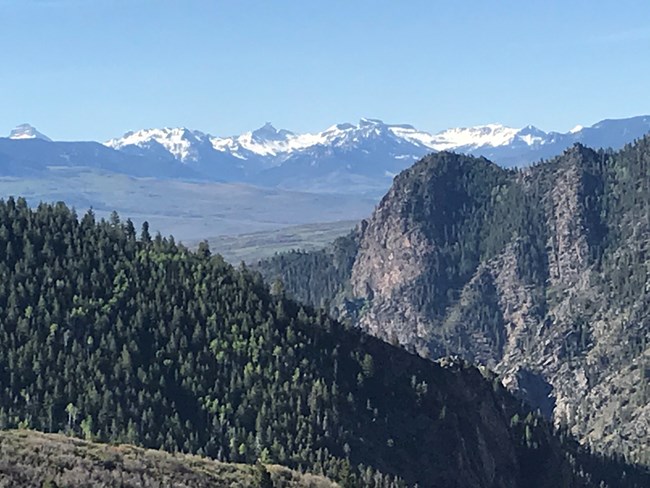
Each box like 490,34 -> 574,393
428,124 -> 523,150
9,124 -> 52,142
105,127 -> 211,162
210,123 -> 322,162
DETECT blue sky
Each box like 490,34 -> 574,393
1,0 -> 649,140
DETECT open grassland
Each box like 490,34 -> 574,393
0,169 -> 374,241
196,220 -> 357,263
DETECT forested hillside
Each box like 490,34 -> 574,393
258,138 -> 650,465
0,198 -> 647,487
257,232 -> 359,311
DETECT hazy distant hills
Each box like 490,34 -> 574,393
0,136 -> 199,179
2,115 -> 649,195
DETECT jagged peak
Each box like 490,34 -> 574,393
250,122 -> 294,141
359,117 -> 386,127
518,124 -> 545,134
323,122 -> 355,133
9,123 -> 52,142
111,127 -> 205,141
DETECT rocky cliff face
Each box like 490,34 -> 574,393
347,143 -> 650,465
350,186 -> 435,348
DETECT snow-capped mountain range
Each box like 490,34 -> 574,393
104,118 -> 544,167
5,116 -> 650,194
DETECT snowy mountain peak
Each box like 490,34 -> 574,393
518,124 -> 543,134
512,125 -> 548,146
9,124 -> 52,142
250,122 -> 294,142
105,127 -> 208,162
210,124 -> 318,161
359,117 -> 385,127
324,123 -> 356,133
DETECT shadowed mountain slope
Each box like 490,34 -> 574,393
258,137 -> 650,466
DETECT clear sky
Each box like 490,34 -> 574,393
1,0 -> 649,141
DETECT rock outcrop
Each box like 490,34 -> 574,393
347,144 -> 649,464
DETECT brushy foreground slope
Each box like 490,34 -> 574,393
0,429 -> 337,487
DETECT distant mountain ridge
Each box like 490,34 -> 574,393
8,123 -> 52,142
3,115 -> 650,194
104,115 -> 650,188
